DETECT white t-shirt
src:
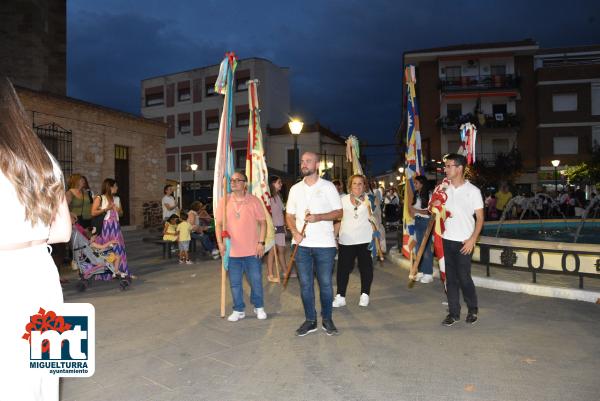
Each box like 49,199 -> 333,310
338,195 -> 372,245
100,195 -> 121,221
287,177 -> 342,248
443,181 -> 484,242
413,195 -> 430,219
162,195 -> 178,220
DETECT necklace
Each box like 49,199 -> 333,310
231,194 -> 246,219
350,193 -> 364,219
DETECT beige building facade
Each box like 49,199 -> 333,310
141,58 -> 290,204
17,86 -> 167,226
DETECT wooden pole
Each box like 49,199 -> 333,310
283,221 -> 308,288
272,243 -> 281,283
408,217 -> 435,288
220,175 -> 227,317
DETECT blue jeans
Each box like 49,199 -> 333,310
191,232 -> 215,252
295,246 -> 337,321
414,216 -> 434,275
228,256 -> 264,312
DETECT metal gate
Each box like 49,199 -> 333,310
34,122 -> 73,178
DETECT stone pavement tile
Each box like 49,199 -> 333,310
61,374 -> 174,401
63,351 -> 176,394
59,377 -> 104,401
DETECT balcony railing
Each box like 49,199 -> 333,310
438,113 -> 520,130
440,74 -> 519,92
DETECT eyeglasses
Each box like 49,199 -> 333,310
230,178 -> 246,183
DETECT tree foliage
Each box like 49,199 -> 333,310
563,144 -> 600,188
467,148 -> 523,189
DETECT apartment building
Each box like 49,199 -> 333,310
403,40 -> 600,190
534,46 -> 600,184
404,39 -> 539,182
141,58 -> 290,203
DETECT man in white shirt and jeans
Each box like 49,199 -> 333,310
439,153 -> 484,326
286,152 -> 343,336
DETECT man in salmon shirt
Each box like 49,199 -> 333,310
215,172 -> 268,322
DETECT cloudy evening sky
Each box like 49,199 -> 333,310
67,0 -> 600,173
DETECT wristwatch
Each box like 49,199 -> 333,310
258,241 -> 265,245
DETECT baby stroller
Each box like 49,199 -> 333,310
71,226 -> 130,291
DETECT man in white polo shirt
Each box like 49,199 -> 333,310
286,152 -> 343,336
440,153 -> 484,326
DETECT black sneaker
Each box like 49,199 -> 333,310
322,319 -> 338,336
442,314 -> 459,327
295,320 -> 317,337
466,313 -> 478,325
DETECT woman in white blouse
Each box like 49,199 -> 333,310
333,174 -> 375,308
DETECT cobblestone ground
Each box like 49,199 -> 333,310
59,236 -> 600,401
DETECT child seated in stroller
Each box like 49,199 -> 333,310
71,216 -> 124,281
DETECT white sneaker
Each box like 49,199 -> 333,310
185,260 -> 193,265
211,249 -> 221,259
415,272 -> 424,281
359,293 -> 370,307
254,307 -> 267,320
332,294 -> 346,308
420,274 -> 433,284
227,311 -> 245,322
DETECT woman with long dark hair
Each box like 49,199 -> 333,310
0,77 -> 71,401
266,175 -> 287,282
91,178 -> 130,279
410,175 -> 434,283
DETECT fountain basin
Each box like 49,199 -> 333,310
475,220 -> 600,281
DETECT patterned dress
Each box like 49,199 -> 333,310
95,205 -> 129,279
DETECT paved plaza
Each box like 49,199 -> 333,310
59,232 -> 600,401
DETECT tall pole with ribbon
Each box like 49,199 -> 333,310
213,52 -> 237,317
346,135 -> 384,261
245,79 -> 278,280
402,65 -> 424,265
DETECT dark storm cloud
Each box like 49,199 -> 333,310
67,0 -> 600,172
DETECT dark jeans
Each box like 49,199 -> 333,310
414,216 -> 433,275
295,246 -> 336,321
191,232 -> 215,252
336,243 -> 373,296
228,256 -> 264,311
443,239 -> 478,318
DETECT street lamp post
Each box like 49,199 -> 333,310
190,163 -> 198,203
551,159 -> 560,193
288,119 -> 304,182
